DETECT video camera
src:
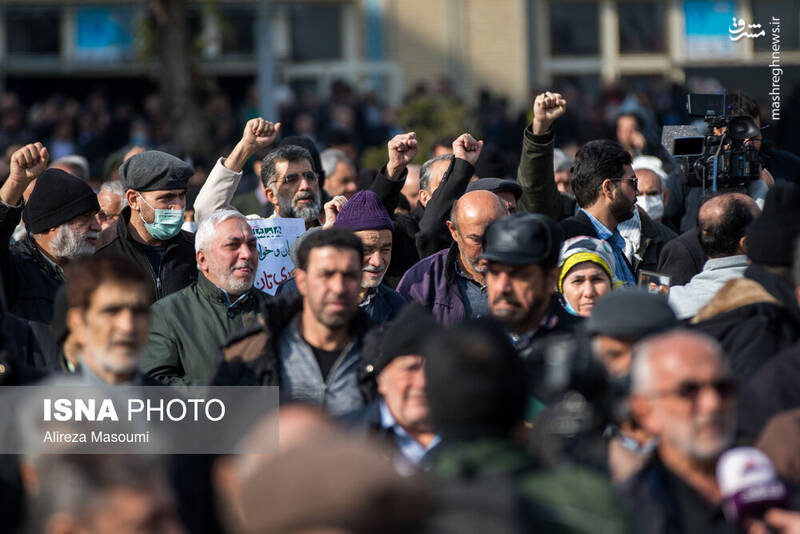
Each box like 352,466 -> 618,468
662,94 -> 761,190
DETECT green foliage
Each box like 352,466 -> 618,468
400,94 -> 478,162
360,94 -> 479,169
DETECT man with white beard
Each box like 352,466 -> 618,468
0,142 -> 100,323
142,209 -> 270,385
276,190 -> 406,325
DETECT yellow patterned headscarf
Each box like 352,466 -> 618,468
557,236 -> 620,294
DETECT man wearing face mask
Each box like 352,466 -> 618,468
96,150 -> 197,301
616,156 -> 677,274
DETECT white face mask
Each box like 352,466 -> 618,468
636,194 -> 664,220
181,221 -> 198,233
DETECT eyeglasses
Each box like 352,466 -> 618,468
648,378 -> 737,402
610,176 -> 638,190
270,171 -> 318,186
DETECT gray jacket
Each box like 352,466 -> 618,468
278,319 -> 365,416
668,254 -> 749,319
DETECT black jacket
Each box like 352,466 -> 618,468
657,230 -> 706,286
214,293 -> 377,403
95,207 -> 197,301
559,211 -> 637,277
634,211 -> 678,274
0,202 -> 63,323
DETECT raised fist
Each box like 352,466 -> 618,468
9,142 -> 49,185
532,91 -> 567,134
386,132 -> 418,178
452,133 -> 484,166
243,118 -> 281,150
322,195 -> 348,229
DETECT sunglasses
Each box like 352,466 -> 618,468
650,378 -> 737,402
610,176 -> 638,189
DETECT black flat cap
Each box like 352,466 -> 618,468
585,288 -> 677,340
119,150 -> 193,192
466,178 -> 522,200
480,213 -> 563,267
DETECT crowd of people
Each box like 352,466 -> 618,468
2,77 -> 800,534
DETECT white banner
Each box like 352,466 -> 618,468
248,218 -> 306,295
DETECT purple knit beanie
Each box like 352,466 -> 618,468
333,190 -> 395,232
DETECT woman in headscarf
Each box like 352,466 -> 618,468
557,236 -> 620,317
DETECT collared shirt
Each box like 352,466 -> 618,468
454,260 -> 489,319
581,209 -> 636,286
379,400 -> 440,466
218,287 -> 249,308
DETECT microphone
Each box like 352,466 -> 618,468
716,447 -> 789,527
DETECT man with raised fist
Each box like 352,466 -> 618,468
0,142 -> 100,323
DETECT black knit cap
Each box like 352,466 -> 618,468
746,183 -> 800,267
366,304 -> 437,377
424,318 -> 527,440
23,168 -> 100,234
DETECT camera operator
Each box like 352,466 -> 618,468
663,93 -> 793,234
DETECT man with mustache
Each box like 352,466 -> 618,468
397,190 -> 507,325
142,210 -> 270,385
215,228 -> 372,415
0,142 -> 100,324
277,189 -> 405,325
622,330 -> 743,534
482,213 -> 580,356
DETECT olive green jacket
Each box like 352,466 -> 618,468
143,274 -> 270,386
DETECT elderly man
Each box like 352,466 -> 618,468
278,190 -> 405,325
397,190 -> 506,324
96,180 -> 126,232
96,150 -> 196,301
143,210 -> 269,386
482,213 -> 579,356
320,148 -> 358,199
623,330 -> 740,533
63,255 -> 154,385
216,228 -> 372,415
668,194 -> 758,319
344,304 -> 439,466
0,143 -> 100,323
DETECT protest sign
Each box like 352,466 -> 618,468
248,218 -> 306,295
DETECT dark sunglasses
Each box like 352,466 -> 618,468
651,378 -> 737,402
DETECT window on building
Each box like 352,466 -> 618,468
6,6 -> 61,56
549,2 -> 599,56
753,0 -> 799,51
617,1 -> 666,53
288,4 -> 341,61
219,4 -> 255,57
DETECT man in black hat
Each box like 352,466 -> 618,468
465,177 -> 522,214
0,142 -> 100,323
423,319 -> 630,533
481,213 -> 579,356
95,149 -> 196,301
342,304 -> 439,467
585,289 -> 678,380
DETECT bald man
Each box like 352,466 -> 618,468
397,190 -> 507,324
668,193 -> 759,319
624,330 -> 741,533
